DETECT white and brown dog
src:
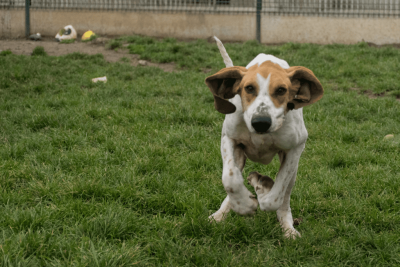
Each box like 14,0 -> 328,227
205,37 -> 324,238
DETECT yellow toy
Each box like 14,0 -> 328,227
82,30 -> 95,41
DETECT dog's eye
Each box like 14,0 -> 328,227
245,86 -> 255,94
276,87 -> 287,95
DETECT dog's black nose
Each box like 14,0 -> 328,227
251,116 -> 272,133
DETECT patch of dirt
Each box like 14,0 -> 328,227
0,37 -> 176,72
367,42 -> 400,49
349,87 -> 400,103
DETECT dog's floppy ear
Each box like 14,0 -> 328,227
286,66 -> 324,110
205,66 -> 247,114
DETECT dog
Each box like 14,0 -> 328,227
205,37 -> 324,238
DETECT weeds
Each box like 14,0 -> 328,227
31,46 -> 47,56
0,49 -> 13,56
107,40 -> 123,50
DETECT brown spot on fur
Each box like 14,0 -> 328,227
293,218 -> 303,226
268,76 -> 291,109
237,201 -> 240,205
228,159 -> 232,164
223,149 -> 226,153
243,93 -> 256,110
225,187 -> 234,194
274,197 -> 278,202
229,170 -> 233,176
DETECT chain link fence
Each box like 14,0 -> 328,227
1,0 -> 400,17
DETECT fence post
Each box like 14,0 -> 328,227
256,0 -> 262,43
25,0 -> 30,38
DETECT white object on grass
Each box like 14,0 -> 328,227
138,60 -> 147,66
92,76 -> 107,83
384,134 -> 394,140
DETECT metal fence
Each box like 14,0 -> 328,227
2,0 -> 400,17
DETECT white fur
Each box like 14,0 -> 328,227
213,36 -> 234,68
209,39 -> 309,239
246,53 -> 290,69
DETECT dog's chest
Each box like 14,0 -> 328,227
243,134 -> 280,164
230,132 -> 280,164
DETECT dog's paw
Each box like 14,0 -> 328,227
208,212 -> 228,223
283,227 -> 301,239
247,171 -> 275,195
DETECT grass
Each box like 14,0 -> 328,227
0,39 -> 399,266
116,35 -> 400,97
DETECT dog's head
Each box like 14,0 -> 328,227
205,60 -> 324,134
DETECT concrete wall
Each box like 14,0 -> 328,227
262,16 -> 400,45
1,9 -> 400,45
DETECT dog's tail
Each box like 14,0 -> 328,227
214,36 -> 233,68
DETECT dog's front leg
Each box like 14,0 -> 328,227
209,136 -> 258,222
276,169 -> 301,239
250,144 -> 305,237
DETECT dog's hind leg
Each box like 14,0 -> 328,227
247,171 -> 274,196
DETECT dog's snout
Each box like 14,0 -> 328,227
251,116 -> 272,133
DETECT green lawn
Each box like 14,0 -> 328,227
0,39 -> 399,266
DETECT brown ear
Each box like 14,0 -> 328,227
205,66 -> 247,114
286,66 -> 324,110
